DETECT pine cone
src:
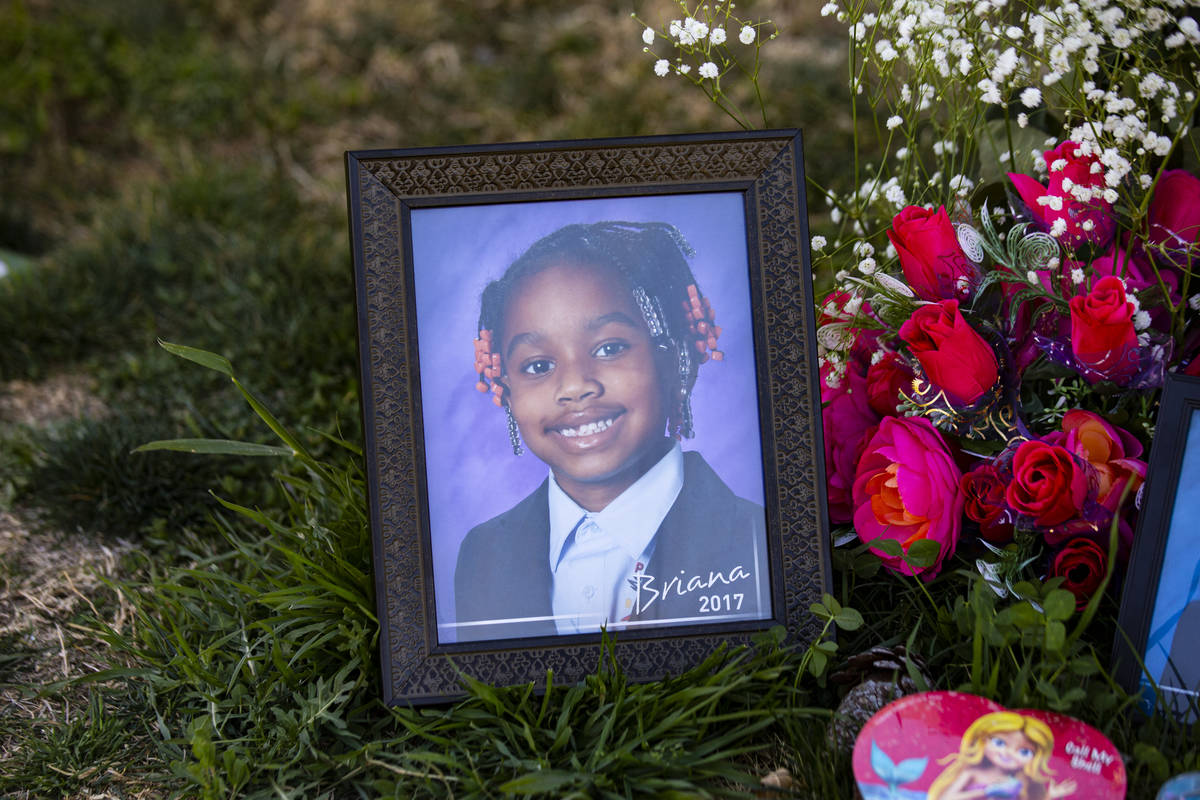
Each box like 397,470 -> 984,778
827,645 -> 931,754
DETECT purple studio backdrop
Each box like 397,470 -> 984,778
409,191 -> 767,642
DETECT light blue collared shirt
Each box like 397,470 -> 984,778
547,442 -> 684,634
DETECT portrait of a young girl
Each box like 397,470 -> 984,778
409,194 -> 771,643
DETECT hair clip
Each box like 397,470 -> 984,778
681,284 -> 723,362
474,329 -> 505,403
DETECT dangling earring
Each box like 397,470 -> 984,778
506,406 -> 524,456
675,346 -> 694,439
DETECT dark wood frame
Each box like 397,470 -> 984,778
345,130 -> 831,705
1115,371 -> 1200,713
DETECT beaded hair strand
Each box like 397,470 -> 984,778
472,221 -> 724,443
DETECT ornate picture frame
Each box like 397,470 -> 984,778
345,130 -> 831,705
1116,372 -> 1200,719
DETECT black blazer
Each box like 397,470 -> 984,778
453,451 -> 769,642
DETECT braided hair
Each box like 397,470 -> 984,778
473,221 -> 723,441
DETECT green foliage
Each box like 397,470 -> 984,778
18,413 -> 234,537
0,690 -> 151,796
80,346 -> 826,797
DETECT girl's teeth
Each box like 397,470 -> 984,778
560,417 -> 613,437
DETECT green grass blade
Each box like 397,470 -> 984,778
133,438 -> 295,456
157,339 -> 234,376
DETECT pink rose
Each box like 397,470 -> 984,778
1068,276 -> 1138,384
886,205 -> 978,301
1008,140 -> 1115,250
1147,169 -> 1200,269
1054,409 -> 1146,513
852,416 -> 963,578
866,352 -> 916,417
1005,440 -> 1090,528
822,367 -> 880,524
898,300 -> 999,405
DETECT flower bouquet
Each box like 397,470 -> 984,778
639,0 -> 1200,609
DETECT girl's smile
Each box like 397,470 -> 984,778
501,261 -> 670,511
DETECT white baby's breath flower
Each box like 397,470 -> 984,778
949,174 -> 975,195
895,147 -> 909,160
1020,87 -> 1042,108
1141,174 -> 1154,189
811,235 -> 827,252
859,257 -> 877,275
885,183 -> 906,207
709,27 -> 726,44
1189,294 -> 1200,312
654,59 -> 670,77
830,207 -> 842,223
1081,219 -> 1095,232
643,27 -> 655,45
698,61 -> 719,79
844,294 -> 864,316
739,25 -> 756,44
977,78 -> 1002,105
820,2 -> 838,17
886,242 -> 897,260
677,63 -> 691,75
853,240 -> 875,257
1133,309 -> 1152,330
1037,195 -> 1064,211
1017,112 -> 1029,128
1050,218 -> 1068,237
835,269 -> 849,283
886,115 -> 903,130
1071,268 -> 1085,285
870,349 -> 885,366
1027,270 -> 1040,285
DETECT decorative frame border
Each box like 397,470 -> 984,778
345,130 -> 831,705
1115,372 -> 1200,715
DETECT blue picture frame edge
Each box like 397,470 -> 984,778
1113,371 -> 1200,700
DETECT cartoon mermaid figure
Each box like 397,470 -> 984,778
927,712 -> 1077,800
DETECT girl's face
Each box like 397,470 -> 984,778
501,261 -> 669,511
983,730 -> 1036,773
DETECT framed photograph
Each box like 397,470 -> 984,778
345,130 -> 831,705
1115,372 -> 1200,719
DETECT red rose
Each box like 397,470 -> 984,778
1005,440 -> 1089,528
866,352 -> 915,417
1147,169 -> 1200,270
1050,538 -> 1109,609
898,300 -> 999,405
1068,276 -> 1138,384
887,205 -> 978,301
961,464 -> 1013,543
822,367 -> 880,524
1008,140 -> 1115,250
